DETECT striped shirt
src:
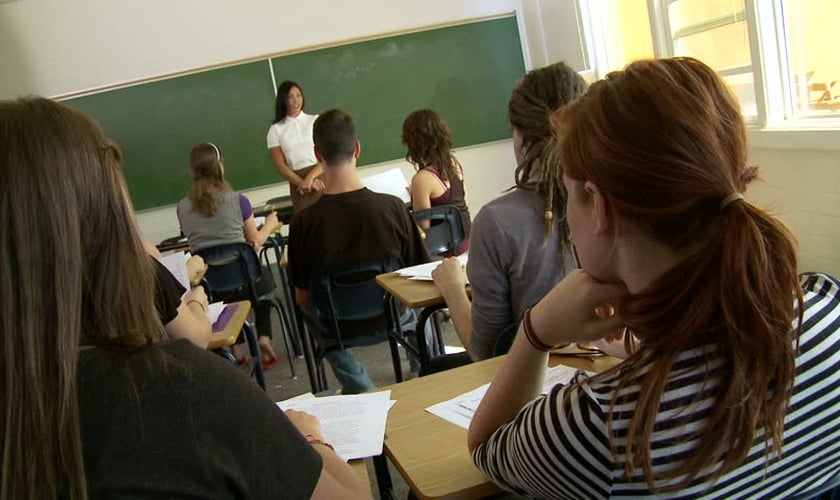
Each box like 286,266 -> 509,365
473,272 -> 840,499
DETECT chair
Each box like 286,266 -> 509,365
258,234 -> 303,357
297,257 -> 404,393
492,321 -> 521,357
411,204 -> 466,258
195,242 -> 297,379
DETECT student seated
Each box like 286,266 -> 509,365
402,109 -> 471,256
467,58 -> 840,498
432,62 -> 586,361
289,109 -> 430,394
176,142 -> 283,369
0,97 -> 367,499
143,240 -> 212,348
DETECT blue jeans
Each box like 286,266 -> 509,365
323,309 -> 432,394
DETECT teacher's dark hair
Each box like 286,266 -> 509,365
0,97 -> 167,499
273,80 -> 304,124
508,61 -> 587,241
313,109 -> 357,166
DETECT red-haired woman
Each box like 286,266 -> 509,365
468,58 -> 840,498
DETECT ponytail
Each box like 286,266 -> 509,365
606,198 -> 802,490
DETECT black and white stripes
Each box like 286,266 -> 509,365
473,273 -> 840,499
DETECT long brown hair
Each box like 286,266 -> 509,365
402,109 -> 462,183
508,61 -> 587,239
556,58 -> 802,489
187,142 -> 232,216
0,97 -> 166,499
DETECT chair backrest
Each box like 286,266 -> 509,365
492,321 -> 521,357
194,242 -> 263,301
411,204 -> 465,257
309,257 -> 403,324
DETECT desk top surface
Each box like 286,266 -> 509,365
381,353 -> 621,499
376,272 -> 456,309
206,300 -> 251,350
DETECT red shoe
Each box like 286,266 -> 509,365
261,355 -> 279,371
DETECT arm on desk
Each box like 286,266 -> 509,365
244,212 -> 280,249
432,257 -> 479,362
468,270 -> 626,451
166,287 -> 211,348
286,409 -> 370,500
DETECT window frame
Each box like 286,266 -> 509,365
580,0 -> 840,143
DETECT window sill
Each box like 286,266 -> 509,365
747,127 -> 840,151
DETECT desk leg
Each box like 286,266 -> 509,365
242,321 -> 266,390
297,307 -> 323,394
269,238 -> 303,357
373,454 -> 395,500
384,294 -> 404,383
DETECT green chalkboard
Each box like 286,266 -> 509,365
273,16 -> 525,166
63,16 -> 525,211
65,61 -> 277,211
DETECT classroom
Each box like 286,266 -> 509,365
2,0 -> 840,498
1,0 -> 837,275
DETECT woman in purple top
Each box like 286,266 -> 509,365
176,142 -> 282,369
402,109 -> 471,256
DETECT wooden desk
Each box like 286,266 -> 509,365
381,353 -> 621,499
375,272 -> 470,374
207,301 -> 251,349
348,460 -> 373,498
157,237 -> 190,254
254,196 -> 295,223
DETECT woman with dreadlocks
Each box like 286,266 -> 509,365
431,62 -> 586,361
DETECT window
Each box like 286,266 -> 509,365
584,0 -> 840,128
778,0 -> 840,116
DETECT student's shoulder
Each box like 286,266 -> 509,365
369,190 -> 409,210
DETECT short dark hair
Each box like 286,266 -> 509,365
313,109 -> 357,165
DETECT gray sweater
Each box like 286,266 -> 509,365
467,188 -> 575,359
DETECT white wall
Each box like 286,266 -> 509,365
748,146 -> 840,275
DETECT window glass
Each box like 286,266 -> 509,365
666,0 -> 755,116
783,0 -> 840,114
672,21 -> 751,71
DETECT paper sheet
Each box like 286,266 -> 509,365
362,168 -> 411,203
425,365 -> 590,430
206,301 -> 226,324
158,251 -> 191,291
276,391 -> 394,461
396,253 -> 469,281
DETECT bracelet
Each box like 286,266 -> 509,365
522,307 -> 554,352
305,434 -> 336,453
186,300 -> 207,312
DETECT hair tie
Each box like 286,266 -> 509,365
719,193 -> 744,212
207,142 -> 220,161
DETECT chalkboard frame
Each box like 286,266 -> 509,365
59,14 -> 526,211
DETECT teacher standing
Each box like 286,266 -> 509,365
266,80 -> 324,212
